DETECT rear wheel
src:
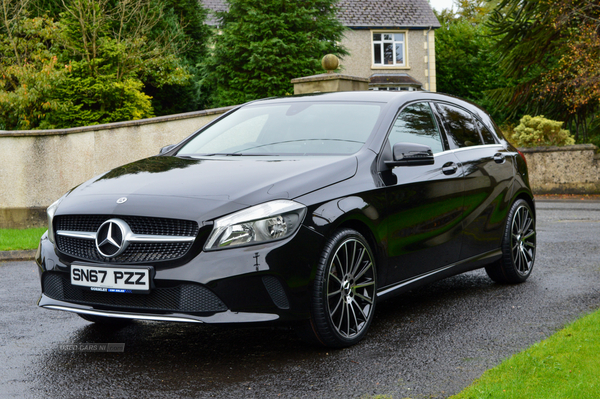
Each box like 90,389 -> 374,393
298,229 -> 377,347
486,199 -> 536,283
78,313 -> 132,326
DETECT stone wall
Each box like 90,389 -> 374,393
1,113 -> 598,228
0,107 -> 232,228
519,144 -> 600,194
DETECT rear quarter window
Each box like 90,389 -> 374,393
475,118 -> 497,145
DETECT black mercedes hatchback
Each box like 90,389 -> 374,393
37,91 -> 536,347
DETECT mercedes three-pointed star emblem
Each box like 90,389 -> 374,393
95,219 -> 131,258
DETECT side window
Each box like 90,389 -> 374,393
388,102 -> 444,154
475,119 -> 497,144
435,103 -> 483,148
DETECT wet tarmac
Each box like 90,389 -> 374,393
1,200 -> 600,398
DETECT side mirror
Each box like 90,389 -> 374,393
385,142 -> 434,167
159,144 -> 177,155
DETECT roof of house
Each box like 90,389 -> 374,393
337,0 -> 440,28
201,0 -> 440,28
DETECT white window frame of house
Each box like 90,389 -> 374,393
371,30 -> 409,68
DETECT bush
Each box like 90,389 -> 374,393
44,62 -> 154,128
512,115 -> 575,147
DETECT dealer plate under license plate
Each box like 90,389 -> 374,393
71,265 -> 152,293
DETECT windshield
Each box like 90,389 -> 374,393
178,102 -> 383,156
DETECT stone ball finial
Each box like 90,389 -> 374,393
322,54 -> 339,73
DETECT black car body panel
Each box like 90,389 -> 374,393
37,91 -> 535,341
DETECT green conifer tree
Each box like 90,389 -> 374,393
204,0 -> 348,107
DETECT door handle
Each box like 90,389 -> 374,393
442,162 -> 458,175
494,153 -> 506,164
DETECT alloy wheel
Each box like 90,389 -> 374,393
510,204 -> 536,276
326,238 -> 376,339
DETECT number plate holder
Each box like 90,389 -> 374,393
70,264 -> 154,294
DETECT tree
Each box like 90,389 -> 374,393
45,0 -> 199,127
203,0 -> 348,107
434,2 -> 512,122
0,13 -> 65,130
140,0 -> 212,114
487,0 -> 600,140
0,0 -> 211,129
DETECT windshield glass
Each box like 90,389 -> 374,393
178,102 -> 383,156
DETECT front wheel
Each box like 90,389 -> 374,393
486,199 -> 536,283
298,229 -> 377,348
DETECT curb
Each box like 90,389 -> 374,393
536,199 -> 600,203
0,250 -> 36,262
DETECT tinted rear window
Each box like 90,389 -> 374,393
435,103 -> 483,148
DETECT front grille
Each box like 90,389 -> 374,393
57,236 -> 192,263
43,272 -> 227,314
56,215 -> 199,237
54,215 -> 199,264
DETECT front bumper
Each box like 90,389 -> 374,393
36,225 -> 324,324
38,295 -> 281,323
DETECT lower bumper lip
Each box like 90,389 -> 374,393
38,295 -> 280,324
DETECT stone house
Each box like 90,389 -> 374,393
201,0 -> 441,92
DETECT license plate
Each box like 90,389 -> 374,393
71,265 -> 152,293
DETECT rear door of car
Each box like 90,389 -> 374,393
380,102 -> 465,286
432,102 -> 515,259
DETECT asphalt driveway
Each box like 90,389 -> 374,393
1,200 -> 599,398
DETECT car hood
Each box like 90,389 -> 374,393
57,155 -> 357,222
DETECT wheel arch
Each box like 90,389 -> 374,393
513,190 -> 536,218
334,217 -> 386,286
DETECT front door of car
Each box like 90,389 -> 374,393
380,102 -> 465,286
433,102 -> 515,259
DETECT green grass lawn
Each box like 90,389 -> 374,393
0,227 -> 46,251
451,308 -> 600,399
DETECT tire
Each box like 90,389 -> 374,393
78,313 -> 132,326
298,228 -> 377,348
486,199 -> 536,284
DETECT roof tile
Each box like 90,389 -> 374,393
201,0 -> 440,28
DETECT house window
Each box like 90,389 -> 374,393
372,32 -> 406,67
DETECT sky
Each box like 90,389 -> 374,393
428,0 -> 456,12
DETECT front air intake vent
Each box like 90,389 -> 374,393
43,272 -> 227,313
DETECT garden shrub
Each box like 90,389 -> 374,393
512,115 -> 575,147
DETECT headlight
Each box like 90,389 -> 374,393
205,200 -> 307,250
47,195 -> 66,244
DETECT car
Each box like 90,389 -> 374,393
36,91 -> 536,347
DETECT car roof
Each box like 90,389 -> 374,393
237,91 -> 502,149
250,91 -> 483,112
253,91 -> 413,105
